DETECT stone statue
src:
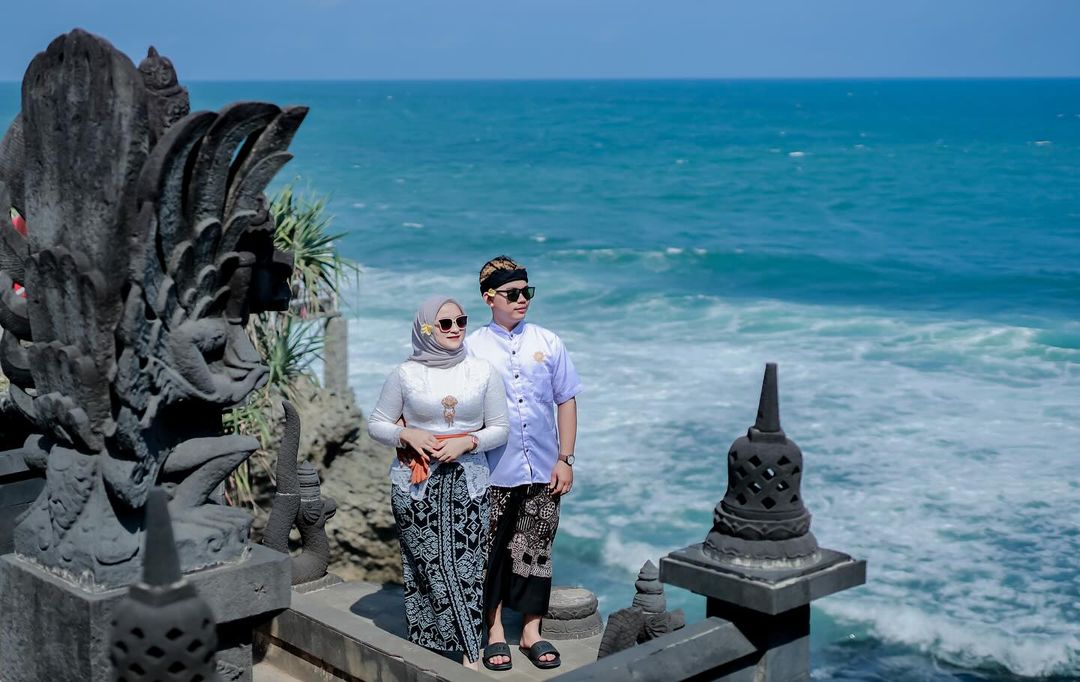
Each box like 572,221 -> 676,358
631,560 -> 685,640
0,29 -> 307,589
294,460 -> 337,583
596,560 -> 685,659
262,400 -> 338,585
705,363 -> 819,562
137,46 -> 190,146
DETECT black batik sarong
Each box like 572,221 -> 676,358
391,464 -> 489,662
484,483 -> 561,616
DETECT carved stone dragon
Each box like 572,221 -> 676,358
0,29 -> 306,589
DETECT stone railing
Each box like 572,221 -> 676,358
251,363 -> 865,682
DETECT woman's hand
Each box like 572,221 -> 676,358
398,427 -> 441,459
431,436 -> 475,464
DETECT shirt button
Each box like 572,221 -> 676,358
518,398 -> 523,403
523,424 -> 527,429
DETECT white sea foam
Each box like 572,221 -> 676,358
1034,140 -> 1052,146
343,267 -> 1080,676
823,601 -> 1080,677
402,221 -> 424,228
789,151 -> 807,158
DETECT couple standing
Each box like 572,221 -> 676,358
367,255 -> 582,671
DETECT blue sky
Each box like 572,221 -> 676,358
1,0 -> 1078,81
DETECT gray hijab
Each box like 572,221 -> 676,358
408,295 -> 467,369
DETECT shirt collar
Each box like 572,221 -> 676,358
487,319 -> 526,339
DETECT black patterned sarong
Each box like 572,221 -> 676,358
484,483 -> 561,616
391,464 -> 489,661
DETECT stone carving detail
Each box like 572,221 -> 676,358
596,561 -> 685,659
137,46 -> 190,147
0,29 -> 306,588
706,363 -> 819,561
109,487 -> 220,682
596,608 -> 643,659
262,400 -> 338,585
295,460 -> 337,583
631,560 -> 685,639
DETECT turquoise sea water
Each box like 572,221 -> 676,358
3,79 -> 1079,680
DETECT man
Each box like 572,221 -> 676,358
466,255 -> 581,671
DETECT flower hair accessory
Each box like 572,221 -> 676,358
420,323 -> 434,336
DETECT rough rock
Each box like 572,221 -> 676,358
254,377 -> 402,584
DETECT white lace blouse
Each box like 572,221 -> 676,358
368,357 -> 509,500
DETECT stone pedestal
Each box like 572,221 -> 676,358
544,586 -> 603,639
0,545 -> 291,682
661,544 -> 866,682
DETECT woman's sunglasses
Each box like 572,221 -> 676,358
493,286 -> 536,303
436,315 -> 468,332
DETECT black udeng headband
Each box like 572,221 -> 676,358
480,268 -> 528,293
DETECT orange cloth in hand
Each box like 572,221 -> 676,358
398,433 -> 473,485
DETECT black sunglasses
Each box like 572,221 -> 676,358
493,286 -> 536,303
436,315 -> 468,332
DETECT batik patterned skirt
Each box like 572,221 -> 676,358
484,483 -> 561,616
391,464 -> 489,662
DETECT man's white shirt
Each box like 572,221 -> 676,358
466,320 -> 582,487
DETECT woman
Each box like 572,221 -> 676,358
368,296 -> 509,669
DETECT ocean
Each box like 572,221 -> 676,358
4,78 -> 1079,680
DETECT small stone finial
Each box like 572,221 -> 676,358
631,560 -> 666,614
109,487 -> 218,681
138,45 -> 189,143
630,560 -> 684,643
141,486 -> 182,586
138,45 -> 179,90
754,362 -> 781,434
706,363 -> 818,563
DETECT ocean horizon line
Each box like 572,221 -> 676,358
1,75 -> 1079,86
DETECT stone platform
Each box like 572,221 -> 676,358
257,580 -> 603,682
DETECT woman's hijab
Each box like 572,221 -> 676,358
408,295 -> 467,369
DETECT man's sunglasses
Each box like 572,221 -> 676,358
493,286 -> 536,303
436,315 -> 468,332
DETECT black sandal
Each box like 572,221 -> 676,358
483,642 -> 513,671
518,640 -> 561,669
